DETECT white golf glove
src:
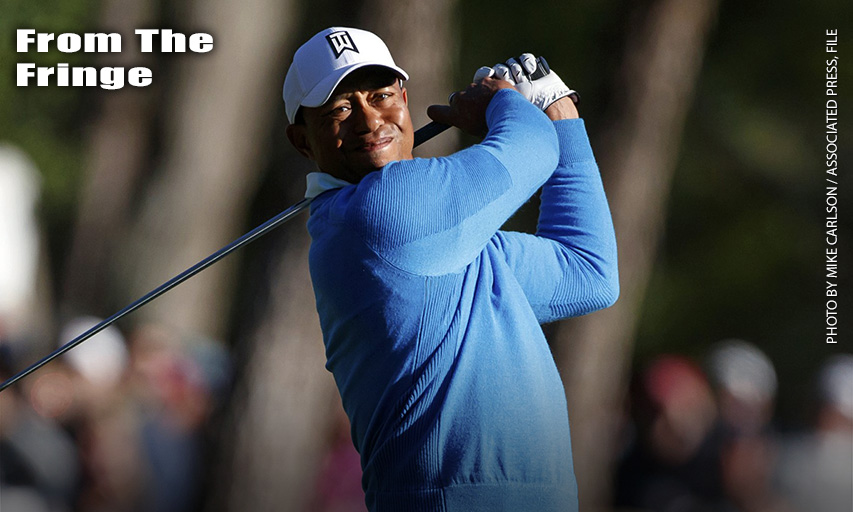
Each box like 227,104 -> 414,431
473,53 -> 578,111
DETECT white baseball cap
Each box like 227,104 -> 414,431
283,27 -> 409,124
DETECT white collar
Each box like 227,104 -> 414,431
305,172 -> 353,199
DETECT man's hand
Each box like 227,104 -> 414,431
427,77 -> 515,137
475,54 -> 579,120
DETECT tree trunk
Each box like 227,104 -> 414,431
122,0 -> 295,339
550,1 -> 720,510
216,198 -> 339,511
61,0 -> 156,318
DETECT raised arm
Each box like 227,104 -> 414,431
345,79 -> 560,275
495,108 -> 619,323
484,56 -> 619,322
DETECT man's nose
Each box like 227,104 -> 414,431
351,103 -> 382,134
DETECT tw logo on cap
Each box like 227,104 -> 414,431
326,31 -> 359,58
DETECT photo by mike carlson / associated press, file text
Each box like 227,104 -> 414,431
824,29 -> 840,344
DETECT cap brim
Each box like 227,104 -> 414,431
300,62 -> 409,109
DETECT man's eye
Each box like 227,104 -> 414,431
324,105 -> 350,117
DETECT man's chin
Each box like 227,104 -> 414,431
341,145 -> 413,181
348,155 -> 394,177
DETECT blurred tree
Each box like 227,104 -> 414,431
549,0 -> 720,510
61,0 -> 157,317
121,0 -> 293,339
215,202 -> 336,511
636,0 -> 852,426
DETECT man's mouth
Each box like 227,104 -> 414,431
357,137 -> 393,152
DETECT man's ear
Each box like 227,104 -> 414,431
402,85 -> 408,105
286,123 -> 315,161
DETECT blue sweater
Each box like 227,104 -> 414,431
306,89 -> 618,511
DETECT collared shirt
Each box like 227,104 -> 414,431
305,172 -> 352,199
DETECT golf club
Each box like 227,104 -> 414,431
0,121 -> 450,393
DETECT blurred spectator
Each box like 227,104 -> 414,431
614,355 -> 726,512
776,354 -> 853,512
57,316 -> 145,512
1,343 -> 81,512
707,339 -> 777,436
61,317 -> 130,390
1,315 -> 233,512
707,340 -> 790,512
127,323 -> 231,512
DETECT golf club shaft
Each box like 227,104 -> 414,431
0,121 -> 449,393
413,121 -> 451,147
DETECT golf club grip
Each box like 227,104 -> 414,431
0,120 -> 451,393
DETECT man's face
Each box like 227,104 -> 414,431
287,67 -> 415,183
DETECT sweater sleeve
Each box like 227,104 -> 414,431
492,119 -> 619,323
347,89 -> 560,275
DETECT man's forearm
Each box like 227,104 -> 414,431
545,96 -> 579,121
535,120 -> 619,311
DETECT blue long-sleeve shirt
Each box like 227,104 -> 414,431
306,89 -> 618,511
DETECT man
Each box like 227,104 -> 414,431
284,26 -> 618,511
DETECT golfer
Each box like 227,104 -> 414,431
284,27 -> 618,511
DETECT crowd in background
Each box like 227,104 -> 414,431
6,325 -> 849,512
0,318 -> 231,512
613,341 -> 853,512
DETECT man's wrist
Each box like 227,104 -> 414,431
485,87 -> 521,124
545,96 -> 579,121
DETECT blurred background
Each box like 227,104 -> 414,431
1,0 -> 850,511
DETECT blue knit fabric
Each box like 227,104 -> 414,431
306,89 -> 618,511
